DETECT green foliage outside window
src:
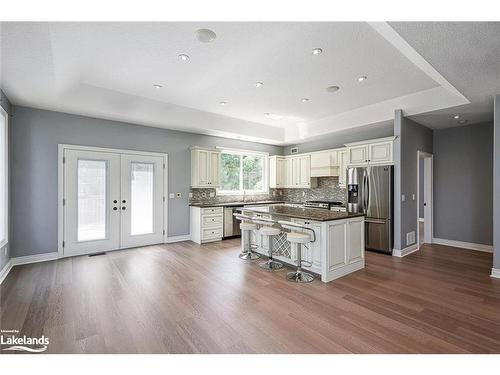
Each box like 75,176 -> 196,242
220,152 -> 265,192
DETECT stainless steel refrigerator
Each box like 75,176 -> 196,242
347,165 -> 393,254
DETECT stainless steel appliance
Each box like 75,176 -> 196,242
347,165 -> 393,254
223,206 -> 243,238
304,200 -> 345,210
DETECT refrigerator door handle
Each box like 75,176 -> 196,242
365,218 -> 386,224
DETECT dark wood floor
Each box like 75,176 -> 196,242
1,239 -> 499,353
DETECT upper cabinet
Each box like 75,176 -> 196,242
270,155 -> 313,188
310,150 -> 339,177
345,137 -> 396,166
337,148 -> 348,187
190,147 -> 221,188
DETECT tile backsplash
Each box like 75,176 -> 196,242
189,177 -> 346,205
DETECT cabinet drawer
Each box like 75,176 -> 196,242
201,207 -> 223,215
202,228 -> 222,239
202,215 -> 223,227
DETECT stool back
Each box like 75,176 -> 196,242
252,216 -> 278,227
277,220 -> 316,243
233,212 -> 253,223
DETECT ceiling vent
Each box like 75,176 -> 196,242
290,147 -> 299,154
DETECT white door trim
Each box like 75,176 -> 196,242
417,150 -> 434,250
58,144 -> 168,258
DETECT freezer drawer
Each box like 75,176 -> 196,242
365,218 -> 392,254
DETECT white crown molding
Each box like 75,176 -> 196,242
166,235 -> 191,243
392,243 -> 419,257
11,252 -> 59,266
0,259 -> 13,284
491,268 -> 500,280
432,238 -> 493,253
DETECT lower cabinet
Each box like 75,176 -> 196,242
190,206 -> 223,244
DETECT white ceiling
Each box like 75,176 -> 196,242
0,21 -> 487,144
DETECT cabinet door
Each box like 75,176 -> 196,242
291,157 -> 299,187
348,145 -> 368,165
208,151 -> 220,186
277,158 -> 286,187
368,142 -> 393,164
298,155 -> 310,186
197,150 -> 210,186
338,149 -> 348,187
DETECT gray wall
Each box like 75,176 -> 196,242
434,122 -> 493,246
419,158 -> 424,218
10,106 -> 282,258
1,89 -> 11,271
394,112 -> 433,250
494,95 -> 500,269
284,122 -> 394,154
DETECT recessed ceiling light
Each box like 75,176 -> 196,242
264,113 -> 282,120
358,76 -> 367,82
178,54 -> 190,61
153,84 -> 162,89
458,119 -> 468,124
301,98 -> 309,103
196,29 -> 216,43
219,101 -> 227,106
453,115 -> 461,119
312,48 -> 323,55
255,82 -> 264,88
326,85 -> 340,93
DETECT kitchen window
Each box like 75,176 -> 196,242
0,107 -> 8,247
218,149 -> 268,195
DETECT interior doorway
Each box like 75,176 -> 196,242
417,151 -> 433,249
58,145 -> 168,258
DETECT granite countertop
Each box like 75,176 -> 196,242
189,200 -> 285,208
240,204 -> 365,222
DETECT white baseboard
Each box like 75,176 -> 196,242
491,268 -> 500,279
11,252 -> 59,266
0,259 -> 13,284
165,235 -> 191,243
432,238 -> 493,253
392,243 -> 419,257
418,218 -> 425,222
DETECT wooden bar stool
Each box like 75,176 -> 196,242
233,213 -> 260,260
278,220 -> 316,283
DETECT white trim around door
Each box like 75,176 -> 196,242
58,144 -> 168,258
417,151 -> 434,250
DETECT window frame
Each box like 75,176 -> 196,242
217,148 -> 269,196
0,106 -> 8,248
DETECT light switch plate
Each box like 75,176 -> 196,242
188,192 -> 193,198
209,192 -> 215,198
412,194 -> 415,200
401,194 -> 406,202
169,193 -> 175,199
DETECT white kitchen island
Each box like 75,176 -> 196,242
240,205 -> 365,283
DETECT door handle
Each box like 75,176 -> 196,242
122,206 -> 126,210
113,207 -> 118,211
365,219 -> 386,224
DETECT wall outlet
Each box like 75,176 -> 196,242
412,194 -> 415,201
169,193 -> 175,199
209,192 -> 215,198
406,231 -> 416,246
201,192 -> 207,198
176,192 -> 182,198
272,191 -> 276,196
279,191 -> 283,196
302,191 -> 306,197
401,194 -> 406,202
189,192 -> 193,198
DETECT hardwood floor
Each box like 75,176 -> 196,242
1,239 -> 499,354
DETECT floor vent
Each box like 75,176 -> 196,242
406,231 -> 416,246
88,252 -> 106,257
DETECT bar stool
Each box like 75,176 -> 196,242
278,221 -> 316,283
233,213 -> 260,260
252,217 -> 283,271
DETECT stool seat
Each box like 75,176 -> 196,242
259,226 -> 281,236
240,222 -> 257,231
286,231 -> 311,244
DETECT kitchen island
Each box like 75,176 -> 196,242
240,205 -> 365,282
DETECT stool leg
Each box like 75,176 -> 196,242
286,243 -> 314,283
259,235 -> 283,271
239,229 -> 260,260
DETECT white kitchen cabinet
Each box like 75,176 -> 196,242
190,206 -> 223,244
289,155 -> 312,188
269,156 -> 286,188
310,150 -> 339,177
345,137 -> 396,166
338,148 -> 348,187
291,219 -> 322,273
190,147 -> 221,188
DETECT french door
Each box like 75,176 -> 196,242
62,147 -> 165,257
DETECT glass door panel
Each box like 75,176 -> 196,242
130,162 -> 154,235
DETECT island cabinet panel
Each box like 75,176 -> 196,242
347,218 -> 364,263
326,221 -> 347,270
